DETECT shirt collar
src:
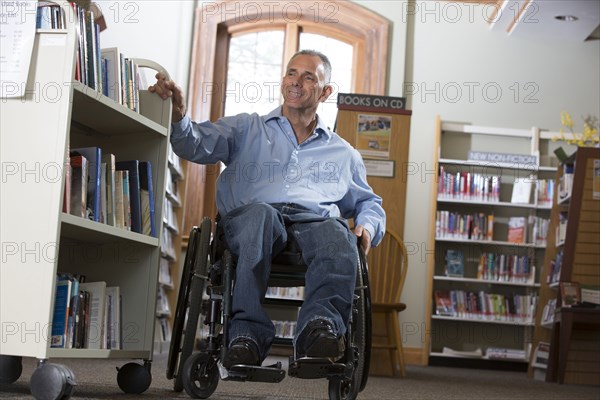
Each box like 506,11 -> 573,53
264,106 -> 333,140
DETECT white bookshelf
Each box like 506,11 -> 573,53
424,116 -> 561,370
0,3 -> 171,395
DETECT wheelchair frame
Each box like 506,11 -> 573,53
167,217 -> 372,400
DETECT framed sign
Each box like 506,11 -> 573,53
364,159 -> 395,178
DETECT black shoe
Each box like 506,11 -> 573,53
295,319 -> 344,359
223,338 -> 261,369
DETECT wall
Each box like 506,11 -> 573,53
386,1 -> 600,356
95,0 -> 600,360
95,0 -> 195,90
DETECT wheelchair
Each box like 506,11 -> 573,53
167,216 -> 372,400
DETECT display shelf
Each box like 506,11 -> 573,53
424,116 -> 558,369
528,147 -> 600,385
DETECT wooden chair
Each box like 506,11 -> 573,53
367,229 -> 408,377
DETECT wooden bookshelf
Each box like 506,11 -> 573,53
529,147 -> 600,385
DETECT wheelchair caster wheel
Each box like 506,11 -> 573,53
173,374 -> 184,393
0,355 -> 22,384
328,376 -> 358,400
182,352 -> 219,399
30,363 -> 76,400
116,362 -> 152,394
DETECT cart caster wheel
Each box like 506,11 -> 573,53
116,362 -> 152,394
30,363 -> 76,400
182,352 -> 219,399
0,355 -> 22,384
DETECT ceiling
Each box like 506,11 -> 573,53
472,0 -> 600,41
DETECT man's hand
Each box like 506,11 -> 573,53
354,225 -> 372,255
148,72 -> 186,123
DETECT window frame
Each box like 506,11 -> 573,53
182,0 -> 390,232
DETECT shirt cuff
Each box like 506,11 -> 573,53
361,223 -> 375,247
171,114 -> 191,138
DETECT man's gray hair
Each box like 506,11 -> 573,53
290,49 -> 332,84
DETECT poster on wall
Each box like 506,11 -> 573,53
356,114 -> 392,158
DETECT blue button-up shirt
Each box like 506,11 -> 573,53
170,107 -> 385,246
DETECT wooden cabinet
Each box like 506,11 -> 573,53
529,147 -> 600,385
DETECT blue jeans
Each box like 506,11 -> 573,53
221,202 -> 358,360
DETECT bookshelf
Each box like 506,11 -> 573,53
0,3 -> 171,396
155,151 -> 188,353
424,116 -> 562,370
528,147 -> 600,385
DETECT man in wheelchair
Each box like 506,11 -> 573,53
150,50 -> 385,371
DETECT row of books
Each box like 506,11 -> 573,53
557,164 -> 574,202
476,252 -> 535,284
529,215 -> 550,246
36,1 -> 67,29
436,211 -> 494,241
434,289 -> 538,323
546,250 -> 564,285
437,168 -> 501,202
265,287 -> 305,301
505,215 -> 550,245
536,179 -> 555,206
155,316 -> 172,344
51,274 -> 122,350
440,346 -> 526,361
36,2 -> 141,112
556,212 -> 568,244
540,298 -> 557,325
160,225 -> 177,261
531,341 -> 550,380
158,258 -> 173,288
156,285 -> 170,317
64,147 -> 156,237
485,347 -> 527,361
273,320 -> 297,339
163,200 -> 180,234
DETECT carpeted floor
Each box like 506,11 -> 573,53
1,352 -> 599,400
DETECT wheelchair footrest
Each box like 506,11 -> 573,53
288,357 -> 350,379
224,362 -> 286,383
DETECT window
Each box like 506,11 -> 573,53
183,0 -> 390,225
225,30 -> 354,129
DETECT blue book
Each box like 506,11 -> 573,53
71,147 -> 102,222
116,160 -> 141,233
138,161 -> 156,237
51,280 -> 71,348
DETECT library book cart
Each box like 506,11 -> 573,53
0,8 -> 172,399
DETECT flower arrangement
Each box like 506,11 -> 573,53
553,111 -> 599,147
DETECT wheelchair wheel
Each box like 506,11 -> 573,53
168,217 -> 212,392
328,248 -> 371,400
182,352 -> 219,399
357,247 -> 372,392
167,225 -> 199,384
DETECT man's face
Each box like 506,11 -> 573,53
281,54 -> 331,111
